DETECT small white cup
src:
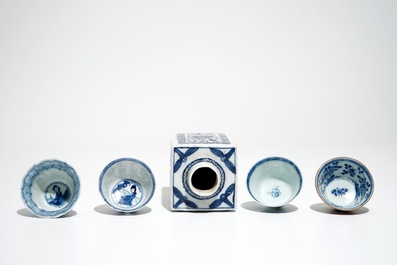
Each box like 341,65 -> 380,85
21,160 -> 80,218
247,157 -> 302,207
315,157 -> 374,211
99,158 -> 156,212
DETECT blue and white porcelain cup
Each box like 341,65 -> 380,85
21,160 -> 80,218
315,157 -> 374,211
99,158 -> 156,212
247,157 -> 302,207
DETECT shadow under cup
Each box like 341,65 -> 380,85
99,158 -> 156,212
247,157 -> 302,208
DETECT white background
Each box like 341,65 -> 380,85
1,1 -> 396,264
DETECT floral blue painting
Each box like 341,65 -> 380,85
331,187 -> 349,197
268,186 -> 282,198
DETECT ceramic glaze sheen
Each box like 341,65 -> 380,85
247,157 -> 302,208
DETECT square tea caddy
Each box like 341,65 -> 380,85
170,133 -> 237,211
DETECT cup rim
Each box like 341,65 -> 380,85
246,156 -> 302,207
99,157 -> 156,212
314,156 -> 375,211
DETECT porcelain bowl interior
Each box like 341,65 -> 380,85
21,160 -> 80,218
99,158 -> 156,212
315,157 -> 374,211
247,157 -> 302,207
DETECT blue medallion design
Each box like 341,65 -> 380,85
111,179 -> 143,208
45,182 -> 71,207
173,186 -> 198,209
173,148 -> 199,173
209,184 -> 235,209
210,148 -> 236,174
331,187 -> 348,197
268,186 -> 281,198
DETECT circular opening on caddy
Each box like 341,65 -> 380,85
191,167 -> 218,190
187,162 -> 221,197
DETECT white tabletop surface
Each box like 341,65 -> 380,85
1,1 -> 396,264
